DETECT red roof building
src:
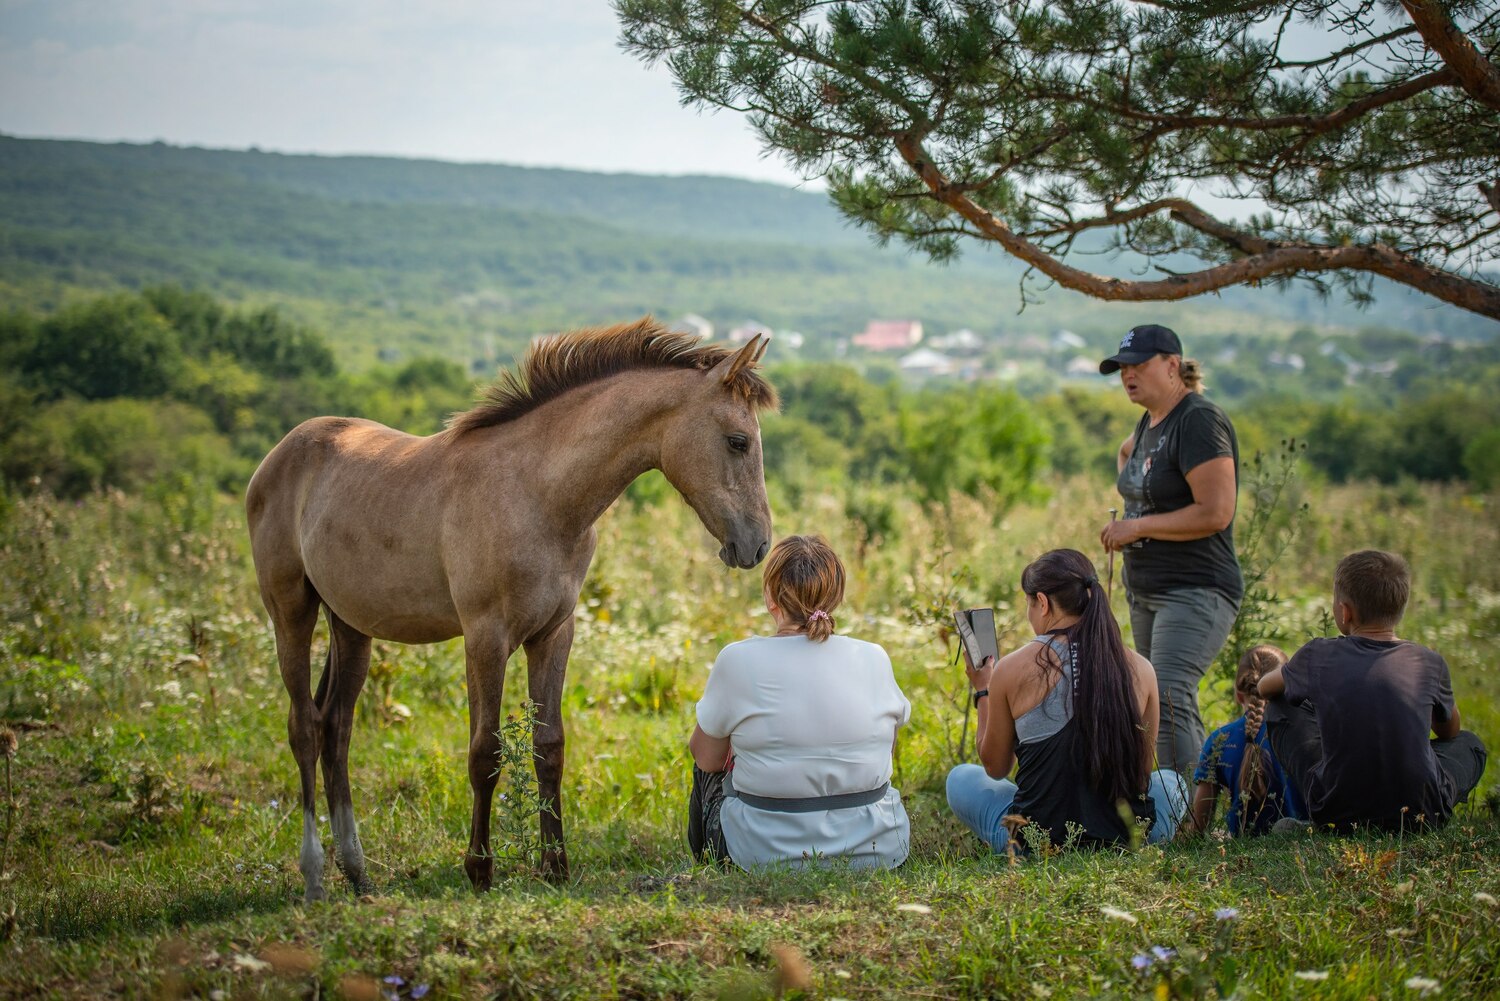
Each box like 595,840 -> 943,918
852,320 -> 923,351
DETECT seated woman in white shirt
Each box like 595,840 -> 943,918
686,534 -> 911,869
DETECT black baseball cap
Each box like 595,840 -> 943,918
1099,324 -> 1183,374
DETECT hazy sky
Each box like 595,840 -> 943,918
0,0 -> 810,186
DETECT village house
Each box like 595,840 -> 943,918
728,319 -> 773,343
670,314 -> 713,339
853,319 -> 923,351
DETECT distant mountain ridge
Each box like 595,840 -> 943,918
0,135 -> 1493,362
0,135 -> 868,247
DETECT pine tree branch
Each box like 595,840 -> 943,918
1272,25 -> 1422,70
895,133 -> 1500,320
1400,0 -> 1500,112
1033,68 -> 1455,135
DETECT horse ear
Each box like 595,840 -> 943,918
717,334 -> 764,386
752,336 -> 769,364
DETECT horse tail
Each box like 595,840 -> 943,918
313,608 -> 338,713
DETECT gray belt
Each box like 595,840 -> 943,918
725,772 -> 890,813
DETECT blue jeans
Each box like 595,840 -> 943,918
946,765 -> 1189,850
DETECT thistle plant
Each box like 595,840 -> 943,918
1213,438 -> 1310,682
490,701 -> 551,872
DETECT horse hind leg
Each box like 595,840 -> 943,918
267,577 -> 326,902
320,611 -> 374,895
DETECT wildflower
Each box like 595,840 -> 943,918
1215,907 -> 1240,921
896,903 -> 932,915
0,728 -> 16,759
269,798 -> 280,810
1131,954 -> 1152,971
1404,976 -> 1440,994
1294,970 -> 1329,981
1151,946 -> 1175,961
1100,905 -> 1138,924
384,975 -> 405,986
411,987 -> 430,999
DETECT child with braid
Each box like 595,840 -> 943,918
1185,645 -> 1306,836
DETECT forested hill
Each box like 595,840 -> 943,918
0,135 -> 1493,367
0,135 -> 866,247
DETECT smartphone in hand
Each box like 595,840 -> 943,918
953,607 -> 999,668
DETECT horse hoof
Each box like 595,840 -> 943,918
464,854 -> 493,893
541,850 -> 570,885
303,886 -> 326,904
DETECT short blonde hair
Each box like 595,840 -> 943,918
763,535 -> 845,642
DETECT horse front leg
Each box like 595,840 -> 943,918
463,626 -> 512,892
524,616 -> 574,883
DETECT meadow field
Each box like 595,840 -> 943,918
1,468 -> 1497,999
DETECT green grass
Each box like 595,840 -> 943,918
2,477 -> 1498,998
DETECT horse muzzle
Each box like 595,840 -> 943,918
718,538 -> 770,570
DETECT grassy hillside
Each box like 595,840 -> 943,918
2,476 -> 1497,997
1,136 -> 1493,372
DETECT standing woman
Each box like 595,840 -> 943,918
685,535 -> 911,869
1099,324 -> 1242,777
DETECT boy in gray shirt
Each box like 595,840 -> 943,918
1259,550 -> 1487,832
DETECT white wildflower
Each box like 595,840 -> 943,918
157,680 -> 183,699
1405,976 -> 1440,994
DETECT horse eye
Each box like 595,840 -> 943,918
727,434 -> 749,453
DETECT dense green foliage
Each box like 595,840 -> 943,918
617,0 -> 1500,318
0,289 -> 471,496
2,288 -> 1498,500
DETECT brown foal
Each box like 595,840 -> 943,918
246,319 -> 776,900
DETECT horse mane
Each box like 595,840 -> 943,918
446,317 -> 778,434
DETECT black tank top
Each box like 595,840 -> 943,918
1009,635 -> 1156,849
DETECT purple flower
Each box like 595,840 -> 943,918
1215,907 -> 1240,921
384,975 -> 405,986
411,987 -> 430,999
1132,954 -> 1153,971
1151,946 -> 1176,962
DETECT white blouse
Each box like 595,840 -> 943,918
696,634 -> 911,869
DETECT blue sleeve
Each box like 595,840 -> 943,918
1194,726 -> 1233,786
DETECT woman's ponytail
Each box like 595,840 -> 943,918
1022,550 -> 1142,804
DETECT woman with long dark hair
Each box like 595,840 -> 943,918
947,549 -> 1186,850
